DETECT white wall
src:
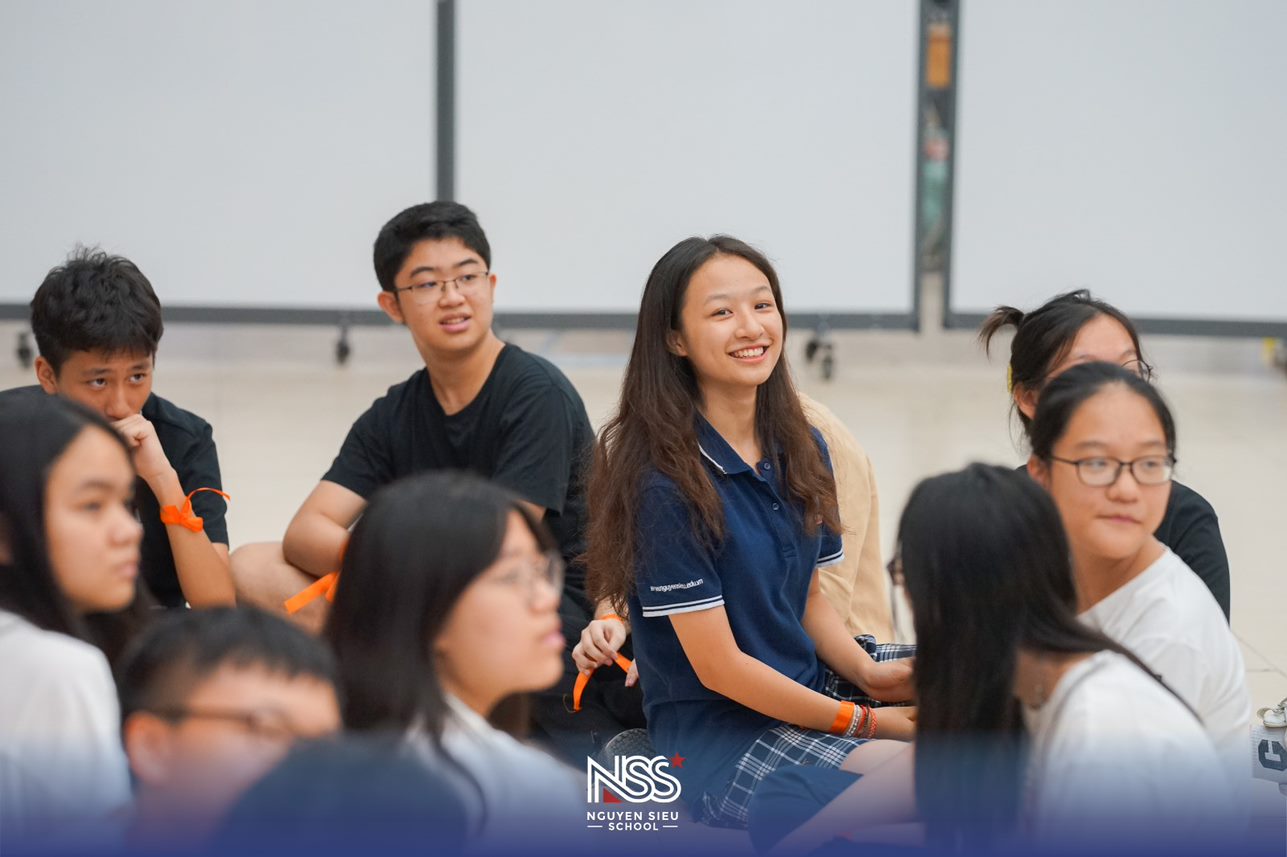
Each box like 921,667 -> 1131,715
0,0 -> 435,311
1,0 -> 919,319
951,0 -> 1287,327
457,0 -> 919,316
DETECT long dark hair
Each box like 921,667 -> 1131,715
322,470 -> 555,738
1029,361 -> 1177,465
978,289 -> 1153,437
586,235 -> 839,612
899,463 -> 1158,848
0,395 -> 151,662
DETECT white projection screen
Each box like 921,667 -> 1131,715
0,0 -> 436,318
427,0 -> 918,323
948,0 -> 1287,335
1,0 -> 920,326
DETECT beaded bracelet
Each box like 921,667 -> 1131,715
845,705 -> 869,739
862,707 -> 878,739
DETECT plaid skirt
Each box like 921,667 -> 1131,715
696,635 -> 916,829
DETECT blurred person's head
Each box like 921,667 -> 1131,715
30,248 -> 164,422
324,471 -> 563,737
211,736 -> 468,854
212,737 -> 468,857
0,397 -> 142,641
1026,361 -> 1176,582
978,289 -> 1152,439
896,463 -> 1144,848
117,607 -> 341,847
372,201 -> 498,360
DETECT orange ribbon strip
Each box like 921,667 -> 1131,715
282,540 -> 347,615
572,653 -> 633,712
159,487 -> 231,533
283,572 -> 339,615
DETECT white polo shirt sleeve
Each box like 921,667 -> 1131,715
634,481 -> 724,618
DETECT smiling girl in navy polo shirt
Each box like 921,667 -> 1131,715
583,235 -> 916,828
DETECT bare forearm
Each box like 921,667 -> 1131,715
147,468 -> 235,607
804,577 -> 876,686
282,512 -> 349,578
165,534 -> 235,606
701,651 -> 843,733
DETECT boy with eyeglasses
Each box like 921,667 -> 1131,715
117,607 -> 342,850
230,201 -> 641,762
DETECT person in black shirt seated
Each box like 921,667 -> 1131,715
0,249 -> 234,609
231,200 -> 643,760
979,289 -> 1231,618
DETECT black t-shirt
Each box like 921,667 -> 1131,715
322,344 -> 593,589
0,386 -> 229,608
1015,463 -> 1231,620
1155,479 -> 1231,620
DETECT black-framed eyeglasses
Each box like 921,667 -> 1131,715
484,550 -> 565,604
147,706 -> 322,743
1048,454 -> 1175,487
393,271 -> 490,305
885,554 -> 904,588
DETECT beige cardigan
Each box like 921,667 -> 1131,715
799,393 -> 894,641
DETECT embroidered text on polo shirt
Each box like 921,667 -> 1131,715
651,579 -> 705,593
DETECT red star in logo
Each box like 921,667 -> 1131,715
668,753 -> 686,769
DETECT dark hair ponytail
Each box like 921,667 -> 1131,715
978,290 -> 1153,438
977,304 -> 1026,355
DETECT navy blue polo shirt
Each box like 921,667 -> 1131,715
627,416 -> 844,805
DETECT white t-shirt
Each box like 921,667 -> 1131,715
1023,650 -> 1235,844
0,610 -> 131,844
408,695 -> 585,851
1080,547 -> 1251,801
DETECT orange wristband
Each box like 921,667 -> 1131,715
159,488 -> 230,533
830,700 -> 856,735
597,613 -> 626,624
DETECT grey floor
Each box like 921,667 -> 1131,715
2,311 -> 1284,833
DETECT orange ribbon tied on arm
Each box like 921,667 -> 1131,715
159,487 -> 231,533
282,539 -> 348,615
284,572 -> 339,615
571,653 -> 634,713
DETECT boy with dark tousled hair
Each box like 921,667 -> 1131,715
0,248 -> 235,608
117,607 -> 342,850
